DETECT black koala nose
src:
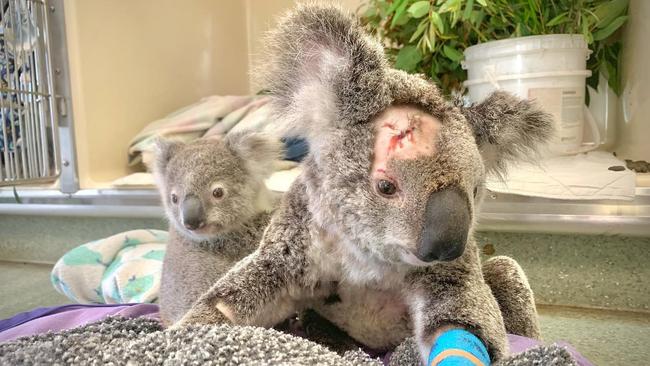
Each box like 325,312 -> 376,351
184,219 -> 205,231
416,188 -> 470,263
182,195 -> 205,231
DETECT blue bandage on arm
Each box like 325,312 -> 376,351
428,329 -> 491,366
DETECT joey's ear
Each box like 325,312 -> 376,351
152,138 -> 183,176
262,4 -> 388,143
460,91 -> 554,174
225,132 -> 284,179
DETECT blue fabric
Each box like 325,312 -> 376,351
282,137 -> 309,162
428,329 -> 490,366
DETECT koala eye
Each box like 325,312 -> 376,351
170,193 -> 178,204
473,187 -> 478,198
212,187 -> 224,199
376,179 -> 398,197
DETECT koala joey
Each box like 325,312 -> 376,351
176,4 -> 552,363
154,133 -> 283,326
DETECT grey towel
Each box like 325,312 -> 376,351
0,317 -> 576,365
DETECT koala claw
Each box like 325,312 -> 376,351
173,302 -> 232,328
216,302 -> 236,322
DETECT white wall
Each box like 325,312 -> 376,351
65,0 -> 364,188
614,0 -> 650,161
65,0 -> 250,187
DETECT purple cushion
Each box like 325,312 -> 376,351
0,303 -> 159,343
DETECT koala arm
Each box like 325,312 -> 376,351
175,187 -> 312,327
406,241 -> 508,363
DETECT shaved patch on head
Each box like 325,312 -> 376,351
372,106 -> 441,177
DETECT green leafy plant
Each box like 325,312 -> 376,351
360,0 -> 629,96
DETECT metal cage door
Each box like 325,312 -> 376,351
0,0 -> 77,192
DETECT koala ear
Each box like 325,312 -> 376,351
152,138 -> 183,176
262,4 -> 387,144
460,91 -> 554,174
225,132 -> 284,179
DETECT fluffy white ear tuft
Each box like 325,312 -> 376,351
152,138 -> 183,177
260,3 -> 388,147
460,91 -> 554,175
225,132 -> 285,180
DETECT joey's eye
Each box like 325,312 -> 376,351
212,187 -> 224,199
473,187 -> 478,198
170,193 -> 178,204
376,179 -> 397,197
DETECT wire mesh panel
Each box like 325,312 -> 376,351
0,0 -> 59,186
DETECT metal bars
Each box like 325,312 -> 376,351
0,0 -> 59,186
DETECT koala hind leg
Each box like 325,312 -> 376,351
482,256 -> 541,339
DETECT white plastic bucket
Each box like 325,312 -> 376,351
462,35 -> 599,155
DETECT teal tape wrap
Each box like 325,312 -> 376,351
427,329 -> 491,366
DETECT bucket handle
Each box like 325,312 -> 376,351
462,47 -> 592,69
466,69 -> 592,87
483,66 -> 501,90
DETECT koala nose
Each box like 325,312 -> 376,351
182,195 -> 205,231
416,188 -> 470,262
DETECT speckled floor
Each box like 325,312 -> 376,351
0,215 -> 166,263
2,216 -> 648,312
537,305 -> 650,366
1,261 -> 648,365
0,261 -> 69,319
476,232 -> 650,312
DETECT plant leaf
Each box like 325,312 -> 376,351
443,45 -> 464,62
410,19 -> 429,42
395,45 -> 423,72
439,0 -> 462,14
593,0 -> 629,28
387,0 -> 406,15
586,70 -> 600,91
12,186 -> 21,203
430,11 -> 445,33
394,11 -> 411,26
390,0 -> 410,28
462,0 -> 475,20
546,12 -> 568,27
605,59 -> 620,95
408,1 -> 431,19
428,20 -> 437,51
360,0 -> 628,97
472,9 -> 485,26
593,15 -> 628,41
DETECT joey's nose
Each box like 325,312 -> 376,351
182,195 -> 205,231
416,188 -> 470,262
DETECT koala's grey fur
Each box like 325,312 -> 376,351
154,133 -> 282,326
176,3 -> 552,363
457,92 -> 553,175
483,256 -> 541,340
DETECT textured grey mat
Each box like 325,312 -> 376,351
0,317 -> 379,365
0,317 -> 577,365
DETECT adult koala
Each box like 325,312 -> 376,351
177,4 -> 552,363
